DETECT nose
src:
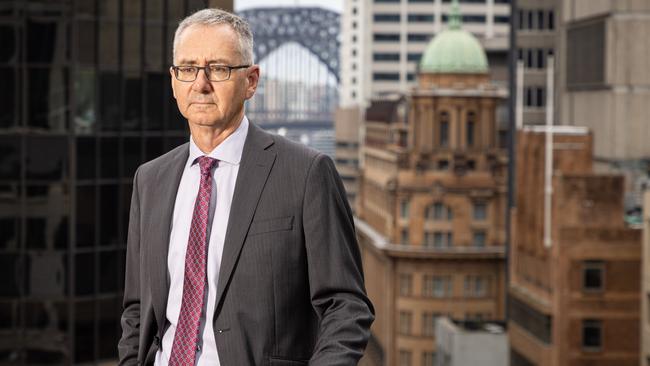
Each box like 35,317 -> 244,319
191,67 -> 212,92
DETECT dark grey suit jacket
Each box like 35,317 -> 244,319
117,121 -> 374,366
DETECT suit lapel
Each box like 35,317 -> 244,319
150,143 -> 189,336
215,122 -> 276,310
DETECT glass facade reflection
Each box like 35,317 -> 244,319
0,0 -> 232,364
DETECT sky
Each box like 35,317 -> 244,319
234,0 -> 342,13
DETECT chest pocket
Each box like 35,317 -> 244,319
248,215 -> 294,236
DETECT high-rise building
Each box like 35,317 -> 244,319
0,0 -> 232,364
509,126 -> 641,366
512,0 -> 558,126
355,6 -> 508,365
557,0 -> 650,209
340,0 -> 511,108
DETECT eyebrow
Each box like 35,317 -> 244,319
176,58 -> 234,65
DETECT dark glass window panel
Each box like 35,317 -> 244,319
74,68 -> 96,134
440,121 -> 449,147
407,33 -> 430,42
99,184 -> 119,246
145,26 -> 164,71
372,72 -> 400,81
0,301 -> 15,329
582,319 -> 601,349
0,67 -> 16,128
73,300 -> 95,363
374,14 -> 401,22
373,53 -> 400,62
124,0 -> 142,19
75,20 -> 96,65
98,297 -> 121,359
120,184 -> 132,244
407,53 -> 421,62
28,67 -> 69,131
145,72 -> 164,130
583,262 -> 604,290
0,218 -> 19,249
74,0 -> 96,16
74,253 -> 94,295
25,218 -> 46,249
99,250 -> 118,293
26,251 -> 67,297
123,137 -> 142,178
166,81 -> 186,131
99,71 -> 121,130
144,136 -> 163,161
99,21 -> 119,67
99,0 -> 119,18
0,253 -> 21,297
123,75 -> 143,131
165,136 -> 187,151
99,137 -> 119,178
168,0 -> 184,22
25,136 -> 68,181
24,301 -> 48,329
467,121 -> 475,146
146,0 -> 164,20
123,24 -> 142,68
407,14 -> 434,22
26,19 -> 63,63
188,0 -> 207,13
0,136 -> 20,180
53,216 -> 69,250
373,33 -> 400,42
76,137 -> 96,180
24,348 -> 67,364
0,25 -> 16,63
75,186 -> 95,247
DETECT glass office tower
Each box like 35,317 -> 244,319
0,0 -> 232,364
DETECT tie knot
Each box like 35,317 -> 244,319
196,156 -> 217,176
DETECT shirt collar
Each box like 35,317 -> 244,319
188,115 -> 249,166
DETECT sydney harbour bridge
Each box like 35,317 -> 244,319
238,7 -> 340,156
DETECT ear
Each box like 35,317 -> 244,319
244,65 -> 260,100
169,67 -> 177,99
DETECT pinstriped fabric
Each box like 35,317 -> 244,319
168,156 -> 218,366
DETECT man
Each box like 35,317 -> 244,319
117,8 -> 374,366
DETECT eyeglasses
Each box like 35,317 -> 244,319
171,63 -> 251,82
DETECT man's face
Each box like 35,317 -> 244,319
170,24 -> 259,128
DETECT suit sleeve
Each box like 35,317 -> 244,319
118,167 -> 142,365
302,153 -> 375,366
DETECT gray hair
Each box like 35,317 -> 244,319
173,8 -> 254,64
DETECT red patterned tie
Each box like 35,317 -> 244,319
169,156 -> 218,366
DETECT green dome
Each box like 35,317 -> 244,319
419,0 -> 488,74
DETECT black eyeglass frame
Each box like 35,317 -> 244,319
170,64 -> 251,82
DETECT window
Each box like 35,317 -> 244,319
422,351 -> 436,366
428,202 -> 452,221
373,72 -> 400,81
437,160 -> 449,170
463,15 -> 486,23
407,53 -> 422,62
464,275 -> 487,298
399,350 -> 412,366
401,229 -> 409,245
473,202 -> 487,220
374,52 -> 400,62
583,260 -> 604,291
399,274 -> 413,296
408,14 -> 434,22
423,275 -> 452,298
401,199 -> 409,218
374,13 -> 401,22
495,15 -> 510,24
374,33 -> 400,42
473,231 -> 486,247
407,33 -> 430,43
422,313 -> 438,337
399,311 -> 412,335
567,19 -> 605,89
582,319 -> 602,351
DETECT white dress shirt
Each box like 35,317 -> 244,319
155,116 -> 249,366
